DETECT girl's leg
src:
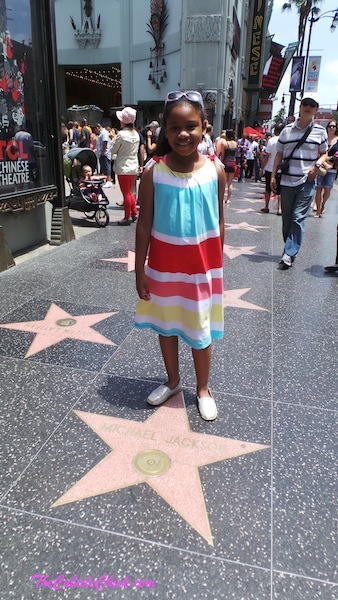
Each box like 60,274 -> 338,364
192,344 -> 217,420
159,335 -> 180,388
314,187 -> 322,216
223,173 -> 228,203
191,345 -> 212,398
227,173 -> 235,202
321,188 -> 331,213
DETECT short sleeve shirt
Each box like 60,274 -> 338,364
276,120 -> 327,186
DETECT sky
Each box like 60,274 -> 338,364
268,0 -> 338,116
5,0 -> 31,44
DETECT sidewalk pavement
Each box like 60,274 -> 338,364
1,176 -> 337,598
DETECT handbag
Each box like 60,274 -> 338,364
277,124 -> 314,175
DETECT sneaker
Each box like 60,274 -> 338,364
197,393 -> 217,421
260,207 -> 269,213
279,253 -> 292,268
147,380 -> 182,406
324,264 -> 338,273
117,218 -> 132,226
102,181 -> 113,188
116,200 -> 124,206
131,215 -> 137,222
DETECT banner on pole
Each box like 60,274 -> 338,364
304,56 -> 321,92
289,57 -> 304,92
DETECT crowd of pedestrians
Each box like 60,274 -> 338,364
61,90 -> 336,264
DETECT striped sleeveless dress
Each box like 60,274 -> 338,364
134,155 -> 224,350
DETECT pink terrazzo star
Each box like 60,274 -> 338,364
223,288 -> 268,311
237,198 -> 263,204
225,221 -> 269,232
101,251 -> 148,272
223,245 -> 258,260
52,394 -> 268,545
101,251 -> 147,272
229,207 -> 256,214
0,303 -> 117,357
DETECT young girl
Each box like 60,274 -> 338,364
134,91 -> 225,421
79,164 -> 103,202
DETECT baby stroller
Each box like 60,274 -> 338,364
64,147 -> 110,227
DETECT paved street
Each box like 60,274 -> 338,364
1,175 -> 337,598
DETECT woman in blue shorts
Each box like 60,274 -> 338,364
314,121 -> 338,217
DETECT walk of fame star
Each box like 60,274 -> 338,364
223,288 -> 268,311
101,252 -> 148,272
0,303 -> 117,358
237,198 -> 263,204
52,393 -> 268,545
223,245 -> 258,260
225,221 -> 269,232
229,208 -> 256,214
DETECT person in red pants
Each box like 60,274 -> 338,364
112,107 -> 140,225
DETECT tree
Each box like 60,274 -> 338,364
282,1 -> 324,57
281,0 -> 324,116
273,107 -> 286,125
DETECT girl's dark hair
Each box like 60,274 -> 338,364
226,129 -> 235,141
156,97 -> 206,156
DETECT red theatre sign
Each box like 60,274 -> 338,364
262,56 -> 285,91
247,0 -> 267,88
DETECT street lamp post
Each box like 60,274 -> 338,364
301,7 -> 338,97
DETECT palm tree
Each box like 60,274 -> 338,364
282,0 -> 324,57
281,1 -> 324,116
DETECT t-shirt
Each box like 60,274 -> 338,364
276,120 -> 327,186
264,136 -> 279,172
96,128 -> 110,159
79,127 -> 90,148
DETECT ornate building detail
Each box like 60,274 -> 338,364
147,0 -> 169,90
70,0 -> 101,49
185,15 -> 222,43
226,16 -> 234,48
0,189 -> 55,213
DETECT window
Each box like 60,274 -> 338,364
0,0 -> 55,195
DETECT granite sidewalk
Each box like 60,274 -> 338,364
1,176 -> 337,598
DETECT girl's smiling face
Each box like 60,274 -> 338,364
165,103 -> 205,158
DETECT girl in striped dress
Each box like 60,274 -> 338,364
135,91 -> 225,421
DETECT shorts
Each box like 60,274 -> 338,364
99,155 -> 111,177
265,170 -> 280,195
225,159 -> 236,173
315,170 -> 336,189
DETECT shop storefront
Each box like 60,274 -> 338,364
0,0 -> 71,269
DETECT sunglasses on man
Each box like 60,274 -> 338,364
301,99 -> 318,108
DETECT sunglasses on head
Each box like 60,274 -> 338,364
165,90 -> 204,109
301,99 -> 318,108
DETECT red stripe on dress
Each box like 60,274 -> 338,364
148,236 -> 222,275
147,276 -> 223,300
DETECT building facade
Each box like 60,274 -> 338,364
55,0 -> 267,136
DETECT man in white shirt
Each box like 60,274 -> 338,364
271,92 -> 327,269
95,123 -> 113,188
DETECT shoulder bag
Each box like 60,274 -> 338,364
278,124 -> 314,175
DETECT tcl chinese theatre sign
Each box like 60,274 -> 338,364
0,0 -> 61,260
